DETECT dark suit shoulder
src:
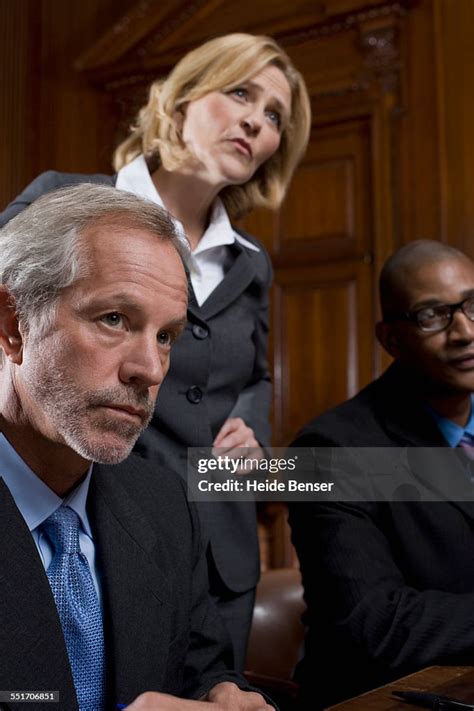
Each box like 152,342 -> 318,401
233,227 -> 272,286
0,170 -> 114,227
35,170 -> 114,188
95,454 -> 207,585
98,453 -> 200,537
233,227 -> 261,250
293,363 -> 446,448
294,379 -> 382,447
103,453 -> 187,502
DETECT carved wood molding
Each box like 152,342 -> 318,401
278,1 -> 411,99
75,0 -> 209,72
275,1 -> 409,47
358,19 -> 401,93
76,0 -> 418,92
309,82 -> 371,102
135,0 -> 220,60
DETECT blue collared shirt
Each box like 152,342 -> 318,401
0,433 -> 102,606
428,394 -> 474,446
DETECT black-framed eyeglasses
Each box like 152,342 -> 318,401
385,296 -> 474,333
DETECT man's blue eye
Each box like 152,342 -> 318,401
158,331 -> 171,346
102,313 -> 123,327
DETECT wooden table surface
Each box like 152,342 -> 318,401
328,666 -> 474,709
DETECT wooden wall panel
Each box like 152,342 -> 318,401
285,158 -> 353,242
34,0 -> 134,175
398,0 -> 441,246
0,0 -> 134,201
273,262 -> 373,445
279,119 -> 372,261
434,0 -> 474,258
0,1 -> 40,211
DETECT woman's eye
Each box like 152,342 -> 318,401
101,312 -> 124,328
266,110 -> 282,129
230,87 -> 248,99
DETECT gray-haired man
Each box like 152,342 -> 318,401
0,185 -> 272,711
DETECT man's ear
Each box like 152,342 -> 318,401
376,320 -> 401,359
0,287 -> 23,364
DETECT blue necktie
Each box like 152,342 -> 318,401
41,506 -> 106,711
459,431 -> 474,460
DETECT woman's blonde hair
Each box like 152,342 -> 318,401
113,33 -> 311,218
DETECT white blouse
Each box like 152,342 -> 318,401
115,154 -> 259,305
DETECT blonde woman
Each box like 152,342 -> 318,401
0,33 -> 311,668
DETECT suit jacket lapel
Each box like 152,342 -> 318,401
376,365 -> 451,447
89,465 -> 173,706
0,479 -> 78,708
383,407 -> 447,448
377,366 -> 474,520
188,243 -> 258,322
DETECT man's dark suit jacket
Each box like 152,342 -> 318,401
288,364 -> 474,708
0,455 -> 249,711
0,170 -> 272,602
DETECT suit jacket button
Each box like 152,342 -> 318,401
186,386 -> 203,404
192,324 -> 209,339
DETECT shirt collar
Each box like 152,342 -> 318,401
427,394 -> 474,447
0,433 -> 94,536
115,153 -> 165,207
115,154 -> 259,255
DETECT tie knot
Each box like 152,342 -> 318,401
42,506 -> 81,554
461,431 -> 474,445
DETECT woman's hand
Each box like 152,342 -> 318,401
212,418 -> 264,470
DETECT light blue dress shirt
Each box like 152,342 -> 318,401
0,433 -> 102,606
428,394 -> 474,446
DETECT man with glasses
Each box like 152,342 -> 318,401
289,240 -> 474,708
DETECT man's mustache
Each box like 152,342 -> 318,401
87,387 -> 154,422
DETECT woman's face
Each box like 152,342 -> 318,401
179,64 -> 291,189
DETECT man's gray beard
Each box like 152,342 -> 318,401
28,356 -> 153,465
63,401 -> 153,464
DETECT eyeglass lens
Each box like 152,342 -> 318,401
417,297 -> 474,331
